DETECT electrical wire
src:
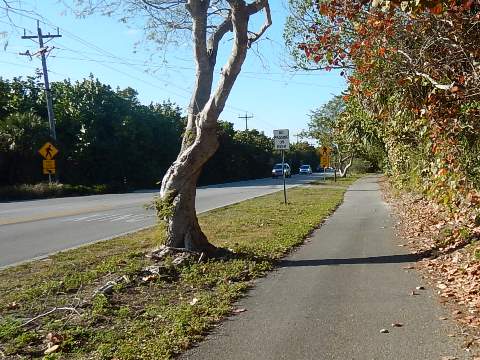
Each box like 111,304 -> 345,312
0,5 -> 337,132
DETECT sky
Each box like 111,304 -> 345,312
0,0 -> 346,142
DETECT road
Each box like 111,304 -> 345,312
0,173 -> 328,268
181,175 -> 467,360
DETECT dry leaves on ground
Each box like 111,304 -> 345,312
381,180 -> 480,353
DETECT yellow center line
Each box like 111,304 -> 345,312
0,205 -> 115,226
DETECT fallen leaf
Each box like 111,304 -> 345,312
189,298 -> 199,306
7,302 -> 19,310
391,322 -> 404,327
439,316 -> 448,320
141,274 -> 157,282
403,265 -> 414,270
232,308 -> 247,314
415,286 -> 425,290
46,332 -> 64,345
379,328 -> 389,333
44,344 -> 60,355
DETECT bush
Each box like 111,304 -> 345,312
0,182 -> 117,201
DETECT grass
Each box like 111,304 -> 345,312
0,176 -> 360,359
308,174 -> 363,186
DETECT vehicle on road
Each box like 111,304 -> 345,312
299,164 -> 312,175
272,163 -> 291,178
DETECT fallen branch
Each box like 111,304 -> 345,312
22,307 -> 80,327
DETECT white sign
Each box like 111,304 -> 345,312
273,129 -> 290,150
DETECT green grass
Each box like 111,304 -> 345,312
308,173 -> 363,186
0,177 -> 359,359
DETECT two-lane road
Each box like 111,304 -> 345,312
0,173 -> 329,268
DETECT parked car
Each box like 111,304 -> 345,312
272,163 -> 291,178
299,164 -> 312,175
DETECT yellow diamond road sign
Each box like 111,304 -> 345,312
39,142 -> 58,159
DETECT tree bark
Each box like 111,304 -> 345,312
158,0 -> 272,254
339,154 -> 354,177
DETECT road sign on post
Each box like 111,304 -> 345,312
39,142 -> 58,159
274,129 -> 290,204
273,129 -> 290,151
39,142 -> 59,182
43,160 -> 56,174
319,146 -> 331,168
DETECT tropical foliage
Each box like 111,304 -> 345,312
286,0 -> 480,212
0,76 -> 318,190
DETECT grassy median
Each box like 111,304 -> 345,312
0,177 -> 360,359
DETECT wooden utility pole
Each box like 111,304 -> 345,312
238,113 -> 253,131
21,21 -> 62,141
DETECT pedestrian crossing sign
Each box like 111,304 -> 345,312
39,142 -> 58,159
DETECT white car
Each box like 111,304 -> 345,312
272,163 -> 291,178
299,164 -> 312,175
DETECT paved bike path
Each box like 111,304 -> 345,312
182,175 -> 467,360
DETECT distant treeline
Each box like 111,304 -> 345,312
0,76 -> 319,189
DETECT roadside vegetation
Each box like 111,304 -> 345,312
286,0 -> 480,349
0,178 -> 359,359
0,183 -> 120,201
0,76 -> 319,197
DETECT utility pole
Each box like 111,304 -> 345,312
238,112 -> 253,131
21,21 -> 62,141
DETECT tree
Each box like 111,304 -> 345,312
303,95 -> 385,176
0,76 -> 185,187
303,96 -> 356,176
159,1 -> 272,253
287,0 -> 480,207
76,0 -> 272,253
0,111 -> 49,183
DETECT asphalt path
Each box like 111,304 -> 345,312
181,175 -> 468,360
0,173 -> 329,268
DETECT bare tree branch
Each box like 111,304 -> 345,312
246,0 -> 271,47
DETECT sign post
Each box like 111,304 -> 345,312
38,142 -> 59,183
274,129 -> 290,204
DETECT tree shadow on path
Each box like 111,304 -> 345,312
278,253 -> 419,267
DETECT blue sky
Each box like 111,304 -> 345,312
0,0 -> 346,142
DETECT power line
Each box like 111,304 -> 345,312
238,113 -> 253,131
20,21 -> 62,143
1,6 -> 289,130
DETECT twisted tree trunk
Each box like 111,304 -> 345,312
158,0 -> 271,254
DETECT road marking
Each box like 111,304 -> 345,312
109,214 -> 134,222
0,206 -> 112,226
85,214 -> 122,222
